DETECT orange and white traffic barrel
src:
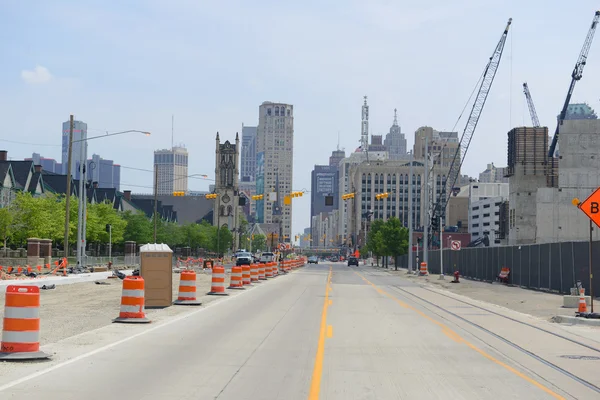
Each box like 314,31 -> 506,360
258,264 -> 266,280
228,266 -> 245,290
250,264 -> 260,283
113,276 -> 150,323
242,265 -> 252,286
0,285 -> 50,360
271,262 -> 279,276
265,263 -> 273,278
207,265 -> 228,296
419,262 -> 429,276
174,270 -> 202,306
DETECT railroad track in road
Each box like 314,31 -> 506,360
389,284 -> 600,396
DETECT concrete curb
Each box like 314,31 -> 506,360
551,315 -> 600,327
0,270 -> 134,293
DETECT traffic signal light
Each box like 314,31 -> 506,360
375,192 -> 389,200
290,191 -> 303,198
173,191 -> 185,196
205,193 -> 218,199
251,194 -> 264,201
341,193 -> 355,200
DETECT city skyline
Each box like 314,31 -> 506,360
2,1 -> 600,234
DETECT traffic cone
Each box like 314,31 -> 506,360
242,265 -> 252,286
228,266 -> 245,290
578,289 -> 588,313
207,265 -> 228,296
113,276 -> 150,323
0,285 -> 51,360
174,270 -> 202,305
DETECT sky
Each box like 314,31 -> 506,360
1,0 -> 599,236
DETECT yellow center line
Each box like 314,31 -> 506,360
308,266 -> 333,400
355,271 -> 566,400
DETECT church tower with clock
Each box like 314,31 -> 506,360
214,132 -> 240,251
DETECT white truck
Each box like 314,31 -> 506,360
259,252 -> 275,264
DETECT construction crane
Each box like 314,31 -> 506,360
430,18 -> 512,235
523,82 -> 541,127
548,11 -> 600,158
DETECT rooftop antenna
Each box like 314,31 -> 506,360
171,115 -> 174,149
337,131 -> 340,151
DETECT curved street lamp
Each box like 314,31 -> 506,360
62,116 -> 151,267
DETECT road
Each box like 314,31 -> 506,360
1,263 -> 600,399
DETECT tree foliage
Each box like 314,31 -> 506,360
1,193 -> 243,253
363,217 -> 409,268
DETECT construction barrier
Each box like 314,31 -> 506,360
228,266 -> 245,290
113,276 -> 151,323
250,264 -> 259,283
271,262 -> 279,276
207,265 -> 228,296
174,270 -> 202,306
265,263 -> 273,278
258,264 -> 266,280
0,285 -> 50,360
242,265 -> 252,286
419,262 -> 428,276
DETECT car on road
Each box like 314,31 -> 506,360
236,252 -> 253,266
259,252 -> 275,264
347,256 -> 359,266
308,256 -> 319,264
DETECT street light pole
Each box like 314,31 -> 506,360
63,115 -> 74,259
408,150 -> 414,274
76,139 -> 85,267
153,164 -> 158,242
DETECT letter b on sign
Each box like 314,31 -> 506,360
592,202 -> 599,214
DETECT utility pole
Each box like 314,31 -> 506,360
63,115 -> 74,259
153,165 -> 158,242
439,216 -> 445,279
423,136 -> 429,266
408,150 -> 414,273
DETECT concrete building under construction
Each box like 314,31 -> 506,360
506,126 -> 549,245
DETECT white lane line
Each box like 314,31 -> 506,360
0,272 -> 291,393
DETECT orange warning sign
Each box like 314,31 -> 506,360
577,187 -> 600,228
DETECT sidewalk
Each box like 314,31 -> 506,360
381,266 -> 595,323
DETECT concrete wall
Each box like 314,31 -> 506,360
508,165 -> 546,245
536,119 -> 600,243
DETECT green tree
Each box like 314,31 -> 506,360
10,192 -> 64,245
251,234 -> 267,252
0,207 -> 13,249
364,219 -> 386,265
213,226 -> 233,256
157,220 -> 185,247
122,210 -> 153,244
381,217 -> 409,270
87,201 -> 127,244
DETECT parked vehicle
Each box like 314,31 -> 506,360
236,252 -> 253,266
308,256 -> 319,264
259,252 -> 275,264
347,257 -> 359,266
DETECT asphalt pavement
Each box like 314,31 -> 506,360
0,263 -> 599,399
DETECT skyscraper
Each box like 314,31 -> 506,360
329,149 -> 345,167
86,154 -> 122,190
61,119 -> 87,178
310,165 -> 339,245
256,101 -> 294,241
154,146 -> 189,195
384,109 -> 407,160
240,125 -> 257,181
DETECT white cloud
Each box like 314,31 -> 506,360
21,66 -> 53,84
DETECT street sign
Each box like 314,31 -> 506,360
577,187 -> 600,228
451,240 -> 461,251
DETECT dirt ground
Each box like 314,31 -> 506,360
0,269 -> 230,346
383,267 -> 568,320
